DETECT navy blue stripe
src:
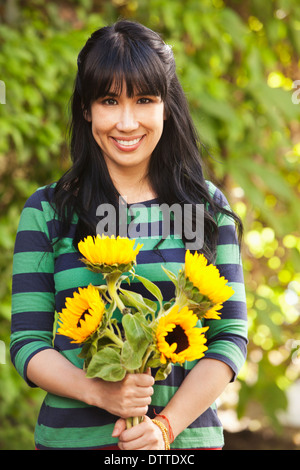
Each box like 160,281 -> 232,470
47,220 -> 77,241
11,311 -> 54,332
14,230 -> 52,254
55,253 -> 85,272
23,185 -> 55,210
137,247 -> 185,265
148,404 -> 222,429
217,300 -> 247,320
37,402 -> 116,428
216,264 -> 244,283
12,272 -> 54,294
217,224 -> 238,245
24,192 -> 44,211
124,280 -> 176,302
212,186 -> 228,208
54,334 -> 81,351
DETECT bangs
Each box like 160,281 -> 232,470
83,37 -> 168,104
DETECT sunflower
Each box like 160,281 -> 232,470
155,305 -> 208,364
78,234 -> 143,274
57,284 -> 105,343
183,250 -> 234,319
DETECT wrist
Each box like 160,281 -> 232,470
152,419 -> 170,450
80,376 -> 105,408
153,412 -> 175,444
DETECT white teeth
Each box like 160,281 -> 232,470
115,137 -> 142,146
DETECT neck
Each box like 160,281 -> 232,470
108,166 -> 157,204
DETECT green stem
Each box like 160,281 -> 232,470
104,328 -> 124,349
126,417 -> 133,429
106,273 -> 126,313
139,346 -> 153,373
132,416 -> 140,426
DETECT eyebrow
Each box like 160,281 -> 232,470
103,91 -> 119,97
103,90 -> 160,98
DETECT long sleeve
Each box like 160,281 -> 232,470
10,187 -> 55,386
203,183 -> 248,380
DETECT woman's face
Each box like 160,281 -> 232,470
87,84 -> 165,176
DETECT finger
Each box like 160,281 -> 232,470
118,416 -> 162,451
126,373 -> 154,387
112,418 -> 126,438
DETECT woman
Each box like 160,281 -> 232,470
10,20 -> 247,450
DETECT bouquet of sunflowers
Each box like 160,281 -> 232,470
57,235 -> 234,428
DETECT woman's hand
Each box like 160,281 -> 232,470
86,372 -> 154,419
112,416 -> 166,450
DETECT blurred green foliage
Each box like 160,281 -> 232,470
0,0 -> 300,449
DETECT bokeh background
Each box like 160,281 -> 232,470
0,0 -> 300,450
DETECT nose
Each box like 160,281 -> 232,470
115,104 -> 139,132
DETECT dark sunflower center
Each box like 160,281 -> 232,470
165,325 -> 189,353
77,309 -> 91,328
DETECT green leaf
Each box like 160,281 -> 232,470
154,362 -> 173,381
133,273 -> 163,307
121,313 -> 154,371
122,313 -> 153,349
121,341 -> 145,371
161,265 -> 178,286
86,347 -> 125,382
119,289 -> 156,316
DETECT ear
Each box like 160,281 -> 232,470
82,104 -> 91,122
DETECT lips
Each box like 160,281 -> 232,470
110,135 -> 145,151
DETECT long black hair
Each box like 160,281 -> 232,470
48,19 -> 242,262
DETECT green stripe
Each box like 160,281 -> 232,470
205,339 -> 246,371
173,425 -> 224,449
228,282 -> 246,302
205,318 -> 248,339
12,292 -> 55,313
133,262 -> 182,282
217,211 -> 235,227
216,243 -> 241,265
45,393 -> 89,409
60,348 -> 84,369
54,267 -> 103,292
17,207 -> 46,232
35,423 -> 118,448
13,252 -> 54,274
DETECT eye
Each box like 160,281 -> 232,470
137,97 -> 151,104
102,98 -> 118,106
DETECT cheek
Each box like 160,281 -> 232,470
91,118 -> 111,141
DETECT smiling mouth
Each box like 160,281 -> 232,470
110,135 -> 145,151
114,137 -> 142,146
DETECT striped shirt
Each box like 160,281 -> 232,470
10,181 -> 247,450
